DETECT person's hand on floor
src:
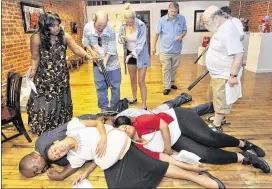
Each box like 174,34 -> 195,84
47,167 -> 62,180
72,171 -> 89,186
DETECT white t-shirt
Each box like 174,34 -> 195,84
66,118 -> 113,168
206,19 -> 244,79
232,17 -> 244,37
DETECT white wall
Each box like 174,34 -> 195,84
86,1 -> 229,55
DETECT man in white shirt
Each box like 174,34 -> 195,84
203,5 -> 244,131
221,6 -> 246,68
221,6 -> 244,42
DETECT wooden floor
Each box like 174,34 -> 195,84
2,54 -> 272,188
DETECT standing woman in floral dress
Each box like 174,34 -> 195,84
27,12 -> 92,135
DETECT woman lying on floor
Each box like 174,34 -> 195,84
18,93 -> 198,179
19,115 -> 226,188
114,107 -> 270,174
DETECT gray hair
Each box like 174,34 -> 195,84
210,9 -> 229,19
169,2 -> 179,10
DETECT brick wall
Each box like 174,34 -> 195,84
230,1 -> 272,32
1,0 -> 85,102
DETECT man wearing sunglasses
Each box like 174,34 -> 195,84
82,11 -> 121,112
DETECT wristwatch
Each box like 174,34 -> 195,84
230,74 -> 238,78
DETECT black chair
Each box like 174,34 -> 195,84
1,72 -> 32,143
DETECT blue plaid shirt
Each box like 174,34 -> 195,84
82,22 -> 120,71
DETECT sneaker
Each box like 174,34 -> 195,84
242,150 -> 270,173
163,89 -> 171,95
171,85 -> 178,90
241,140 -> 265,157
180,92 -> 192,102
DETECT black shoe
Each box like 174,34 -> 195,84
171,85 -> 178,90
199,171 -> 226,189
163,89 -> 171,95
242,150 -> 270,173
128,98 -> 137,105
241,139 -> 265,157
180,92 -> 192,103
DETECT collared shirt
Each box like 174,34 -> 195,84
156,14 -> 187,53
82,22 -> 120,71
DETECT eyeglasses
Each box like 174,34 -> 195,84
98,36 -> 102,47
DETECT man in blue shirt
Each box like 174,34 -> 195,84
152,2 -> 187,95
82,11 -> 121,112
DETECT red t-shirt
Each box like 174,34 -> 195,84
133,113 -> 174,137
133,112 -> 174,160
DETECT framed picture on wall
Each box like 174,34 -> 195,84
194,10 -> 209,32
20,2 -> 44,33
71,22 -> 78,34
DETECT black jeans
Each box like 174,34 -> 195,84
172,107 -> 240,164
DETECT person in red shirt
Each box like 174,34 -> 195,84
114,107 -> 270,174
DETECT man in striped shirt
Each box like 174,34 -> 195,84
82,11 -> 121,112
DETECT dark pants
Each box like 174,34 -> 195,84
163,96 -> 214,116
172,107 -> 240,164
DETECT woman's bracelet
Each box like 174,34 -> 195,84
31,68 -> 37,71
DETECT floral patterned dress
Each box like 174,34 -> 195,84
27,36 -> 73,136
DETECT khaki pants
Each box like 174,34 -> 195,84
159,53 -> 181,89
208,78 -> 232,114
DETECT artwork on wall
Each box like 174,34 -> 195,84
194,10 -> 208,32
71,22 -> 78,34
20,2 -> 44,33
161,10 -> 168,17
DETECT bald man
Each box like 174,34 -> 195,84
202,6 -> 244,132
82,11 -> 121,112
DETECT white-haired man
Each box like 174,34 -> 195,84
202,6 -> 244,131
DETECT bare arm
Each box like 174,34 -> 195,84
47,164 -> 79,181
159,119 -> 172,155
29,34 -> 40,78
103,53 -> 111,65
80,119 -> 107,158
176,30 -> 187,42
65,32 -> 92,60
152,33 -> 159,55
228,52 -> 244,87
86,45 -> 99,61
159,153 -> 206,173
72,162 -> 97,186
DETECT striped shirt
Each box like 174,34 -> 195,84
82,22 -> 120,71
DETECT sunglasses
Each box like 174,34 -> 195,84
98,36 -> 102,47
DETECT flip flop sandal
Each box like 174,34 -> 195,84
206,116 -> 231,126
208,123 -> 223,132
199,171 -> 226,189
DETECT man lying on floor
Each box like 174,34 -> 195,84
18,94 -> 212,179
20,114 -> 227,189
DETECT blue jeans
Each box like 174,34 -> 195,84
94,67 -> 121,109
